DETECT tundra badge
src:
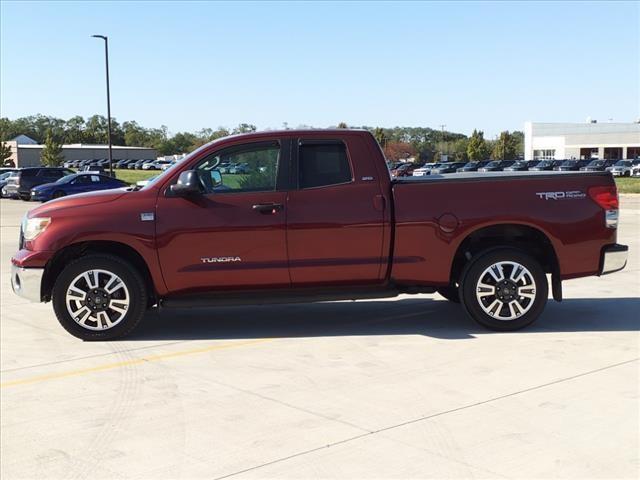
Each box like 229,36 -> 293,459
140,212 -> 155,221
201,257 -> 242,263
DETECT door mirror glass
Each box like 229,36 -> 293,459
170,170 -> 203,196
210,169 -> 222,186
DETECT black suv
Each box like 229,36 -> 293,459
3,167 -> 74,200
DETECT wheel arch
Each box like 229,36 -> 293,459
450,222 -> 560,295
42,240 -> 157,305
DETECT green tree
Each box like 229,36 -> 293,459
0,141 -> 13,165
492,131 -> 519,160
337,122 -> 348,129
232,123 -> 257,134
373,127 -> 388,148
467,129 -> 490,161
40,130 -> 64,166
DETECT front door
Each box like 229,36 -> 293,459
156,140 -> 291,294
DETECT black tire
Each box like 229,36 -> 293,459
19,193 -> 30,201
459,248 -> 548,331
52,190 -> 66,199
52,254 -> 148,340
437,286 -> 460,303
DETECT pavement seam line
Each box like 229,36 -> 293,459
212,357 -> 639,480
0,338 -> 271,388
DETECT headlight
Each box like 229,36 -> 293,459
22,216 -> 51,241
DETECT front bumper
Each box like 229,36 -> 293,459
600,244 -> 629,275
11,264 -> 44,302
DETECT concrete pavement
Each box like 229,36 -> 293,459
1,196 -> 638,479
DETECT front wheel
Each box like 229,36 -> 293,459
459,248 -> 548,331
52,254 -> 148,340
52,190 -> 66,199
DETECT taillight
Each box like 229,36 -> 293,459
588,185 -> 619,228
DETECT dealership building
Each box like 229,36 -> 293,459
5,135 -> 157,167
524,121 -> 640,161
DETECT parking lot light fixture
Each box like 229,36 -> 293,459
91,34 -> 113,177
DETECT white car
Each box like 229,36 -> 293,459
631,163 -> 640,177
142,160 -> 173,170
607,159 -> 640,177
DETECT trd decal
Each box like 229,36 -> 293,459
535,191 -> 586,200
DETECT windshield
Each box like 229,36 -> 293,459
614,160 -> 631,167
588,160 -> 603,167
485,161 -> 500,167
56,174 -> 76,184
0,172 -> 13,180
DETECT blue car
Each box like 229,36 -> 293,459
30,173 -> 128,201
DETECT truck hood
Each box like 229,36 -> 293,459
28,187 -> 130,217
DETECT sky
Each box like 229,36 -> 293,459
1,1 -> 638,137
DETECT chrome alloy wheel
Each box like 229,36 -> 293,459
65,269 -> 130,331
475,261 -> 537,321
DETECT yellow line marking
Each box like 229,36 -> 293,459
0,338 -> 271,388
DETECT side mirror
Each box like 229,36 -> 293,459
170,170 -> 203,196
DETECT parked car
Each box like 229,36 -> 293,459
456,161 -> 490,173
10,129 -> 628,340
580,159 -> 617,172
430,162 -> 467,174
553,160 -> 591,171
411,163 -> 443,177
0,170 -> 19,197
528,160 -> 564,171
503,161 -> 536,172
3,167 -> 74,200
631,163 -> 640,177
607,159 -> 640,177
114,159 -> 134,169
218,162 -> 233,174
229,162 -> 250,174
390,163 -> 419,177
142,159 -> 173,171
136,159 -> 155,170
477,160 -> 515,172
30,173 -> 128,202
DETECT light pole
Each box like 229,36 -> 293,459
92,35 -> 113,176
438,124 -> 446,161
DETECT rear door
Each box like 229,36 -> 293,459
156,138 -> 292,294
286,135 -> 386,286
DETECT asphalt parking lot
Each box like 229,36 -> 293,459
1,197 -> 638,480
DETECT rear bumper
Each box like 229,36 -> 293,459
11,264 -> 44,302
600,244 -> 628,275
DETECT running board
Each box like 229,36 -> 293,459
160,285 -> 419,309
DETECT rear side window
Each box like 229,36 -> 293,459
299,142 -> 352,189
21,170 -> 37,178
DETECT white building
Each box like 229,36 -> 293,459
524,121 -> 640,161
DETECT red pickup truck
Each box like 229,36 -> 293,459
11,130 -> 628,340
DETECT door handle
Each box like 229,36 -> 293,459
252,203 -> 284,214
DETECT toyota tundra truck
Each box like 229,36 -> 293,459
10,130 -> 628,340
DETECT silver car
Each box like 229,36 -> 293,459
606,160 -> 639,177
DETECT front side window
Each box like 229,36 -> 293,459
195,143 -> 280,194
299,142 -> 352,189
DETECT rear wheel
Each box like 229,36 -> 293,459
52,254 -> 148,340
460,248 -> 547,331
